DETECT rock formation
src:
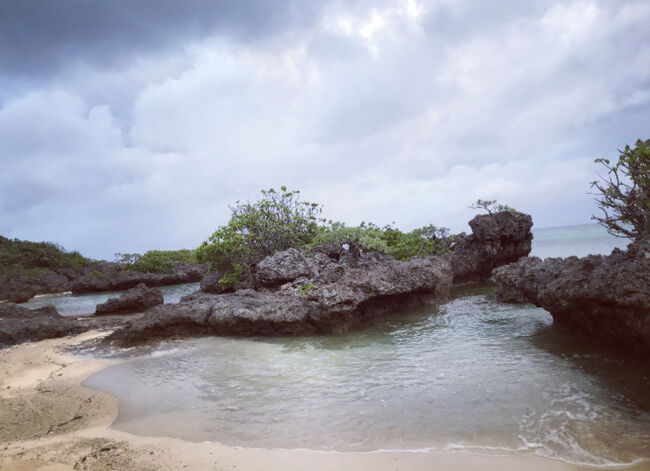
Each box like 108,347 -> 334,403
70,262 -> 204,294
0,303 -> 129,347
1,211 -> 534,347
107,250 -> 453,346
107,211 -> 533,346
451,211 -> 533,283
0,262 -> 204,303
94,283 -> 164,315
491,238 -> 650,355
0,270 -> 77,303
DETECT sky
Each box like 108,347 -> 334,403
1,0 -> 649,259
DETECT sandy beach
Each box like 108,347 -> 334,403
1,332 -> 648,471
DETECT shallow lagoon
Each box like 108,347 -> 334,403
55,224 -> 647,465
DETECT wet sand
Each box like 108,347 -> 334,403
1,332 -> 648,471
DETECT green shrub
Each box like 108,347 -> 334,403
309,221 -> 452,261
116,249 -> 198,274
298,282 -> 316,296
309,222 -> 390,253
197,187 -> 324,281
25,267 -> 48,278
0,235 -> 93,274
218,263 -> 245,290
198,187 -> 458,285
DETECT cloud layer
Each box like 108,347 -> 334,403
1,0 -> 649,258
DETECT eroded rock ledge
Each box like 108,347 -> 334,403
0,303 -> 132,347
1,212 -> 533,347
451,211 -> 533,284
492,238 -> 650,355
107,211 -> 533,346
106,251 -> 453,345
0,262 -> 204,303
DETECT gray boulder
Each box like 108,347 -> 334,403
256,248 -> 313,286
491,238 -> 650,355
95,283 -> 163,315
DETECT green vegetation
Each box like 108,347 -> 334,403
217,263 -> 245,290
25,267 -> 48,278
91,269 -> 106,278
115,249 -> 198,274
197,187 -> 457,285
470,199 -> 517,214
591,138 -> 650,239
196,187 -> 323,285
309,221 -> 454,261
0,235 -> 93,276
298,282 -> 317,296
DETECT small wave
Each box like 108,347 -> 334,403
150,347 -> 180,358
33,291 -> 72,298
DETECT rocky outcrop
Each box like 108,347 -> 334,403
0,303 -> 131,347
256,248 -> 313,286
107,212 -> 533,346
95,283 -> 163,315
491,238 -> 650,355
451,211 -> 533,283
106,250 -> 453,346
70,262 -> 204,294
0,303 -> 74,346
2,212 -> 533,346
0,269 -> 77,303
0,262 -> 204,303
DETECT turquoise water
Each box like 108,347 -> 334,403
79,224 -> 650,466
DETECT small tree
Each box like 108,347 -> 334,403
590,139 -> 650,239
470,199 -> 516,214
196,187 -> 323,288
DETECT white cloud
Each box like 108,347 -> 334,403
1,0 -> 649,258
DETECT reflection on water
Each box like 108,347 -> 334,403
84,292 -> 650,466
20,282 -> 200,315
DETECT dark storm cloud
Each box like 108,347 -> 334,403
1,0 -> 649,258
0,0 -> 323,79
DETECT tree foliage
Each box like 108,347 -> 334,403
115,249 -> 198,274
196,187 -> 323,286
0,235 -> 92,275
591,138 -> 650,239
470,199 -> 516,214
196,187 -> 457,287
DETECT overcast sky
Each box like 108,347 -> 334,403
1,0 -> 648,259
